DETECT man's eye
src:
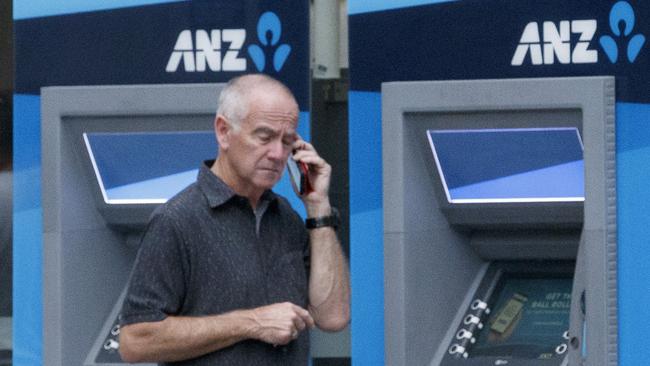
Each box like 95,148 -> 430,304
257,133 -> 272,142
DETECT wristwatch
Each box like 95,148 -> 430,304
306,207 -> 340,230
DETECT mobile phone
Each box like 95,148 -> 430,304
287,156 -> 313,195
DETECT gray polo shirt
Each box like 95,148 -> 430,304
120,161 -> 310,365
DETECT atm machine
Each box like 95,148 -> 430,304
41,84 -> 224,366
382,77 -> 616,366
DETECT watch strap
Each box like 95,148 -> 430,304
306,207 -> 340,229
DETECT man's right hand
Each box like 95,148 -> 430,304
248,302 -> 315,346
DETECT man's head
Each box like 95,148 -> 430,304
213,74 -> 300,199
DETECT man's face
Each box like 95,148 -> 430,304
223,89 -> 299,194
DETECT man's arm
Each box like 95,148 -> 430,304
293,140 -> 351,331
306,206 -> 351,331
119,302 -> 314,363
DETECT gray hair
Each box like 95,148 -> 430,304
216,74 -> 295,131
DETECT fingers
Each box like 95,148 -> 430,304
252,302 -> 314,346
291,136 -> 313,152
292,304 -> 315,330
290,141 -> 331,182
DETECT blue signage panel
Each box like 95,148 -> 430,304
350,0 -> 649,102
15,0 -> 309,108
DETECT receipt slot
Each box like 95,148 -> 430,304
382,77 -> 616,366
42,84 -> 224,366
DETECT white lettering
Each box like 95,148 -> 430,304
511,23 -> 543,65
166,30 -> 195,72
571,20 -> 598,63
195,30 -> 221,72
543,21 -> 570,64
166,29 -> 247,73
512,19 -> 598,66
222,29 -> 247,71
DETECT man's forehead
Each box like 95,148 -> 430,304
245,92 -> 299,125
245,112 -> 298,133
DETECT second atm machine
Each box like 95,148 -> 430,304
382,77 -> 616,366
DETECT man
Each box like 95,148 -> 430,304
118,74 -> 350,365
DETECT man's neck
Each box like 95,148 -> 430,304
210,158 -> 262,209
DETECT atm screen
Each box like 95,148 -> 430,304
469,275 -> 572,360
84,131 -> 216,204
427,128 -> 584,203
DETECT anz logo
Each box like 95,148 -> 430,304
511,20 -> 598,65
166,29 -> 246,72
166,11 -> 291,73
511,1 -> 645,66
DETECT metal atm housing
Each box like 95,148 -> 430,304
382,77 -> 616,366
41,84 -> 224,366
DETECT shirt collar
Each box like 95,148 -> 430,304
198,160 -> 278,209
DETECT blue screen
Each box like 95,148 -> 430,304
84,131 -> 217,204
427,128 -> 584,203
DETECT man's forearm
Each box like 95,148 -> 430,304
120,302 -> 314,363
308,223 -> 351,331
119,310 -> 254,363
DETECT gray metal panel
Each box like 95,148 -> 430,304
384,232 -> 407,366
382,77 -> 616,366
41,84 -> 222,234
429,264 -> 489,366
42,84 -> 225,366
383,78 -> 486,365
403,229 -> 483,366
470,231 -> 580,260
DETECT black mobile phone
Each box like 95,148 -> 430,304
287,157 -> 312,195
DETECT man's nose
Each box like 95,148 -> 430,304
267,139 -> 288,161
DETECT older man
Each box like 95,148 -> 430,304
119,74 -> 350,365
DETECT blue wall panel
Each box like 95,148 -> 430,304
12,94 -> 42,366
14,0 -> 186,20
349,91 -> 384,366
349,0 -> 454,15
616,102 -> 650,366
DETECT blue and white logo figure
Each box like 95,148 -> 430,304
600,1 -> 645,63
248,12 -> 292,72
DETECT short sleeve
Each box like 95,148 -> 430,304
119,210 -> 189,326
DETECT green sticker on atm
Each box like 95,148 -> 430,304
490,293 -> 528,334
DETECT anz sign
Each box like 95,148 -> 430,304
512,1 -> 646,66
166,11 -> 291,73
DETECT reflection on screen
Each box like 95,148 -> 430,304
84,131 -> 217,204
427,128 -> 584,203
469,276 -> 572,360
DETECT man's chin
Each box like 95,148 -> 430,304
253,173 -> 282,190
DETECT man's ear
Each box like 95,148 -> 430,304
214,115 -> 231,150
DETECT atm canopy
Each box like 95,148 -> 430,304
84,131 -> 216,204
427,128 -> 584,204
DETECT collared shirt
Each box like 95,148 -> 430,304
120,161 -> 310,366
